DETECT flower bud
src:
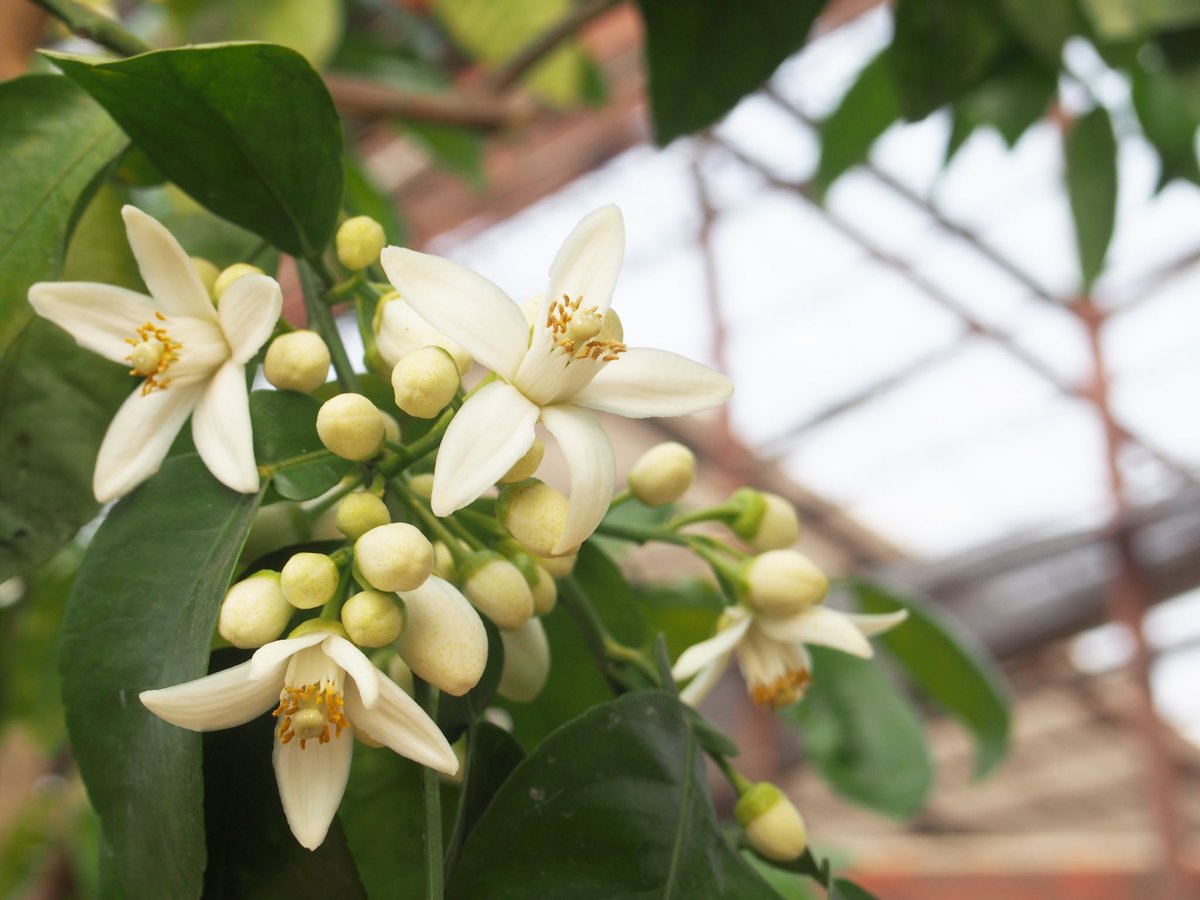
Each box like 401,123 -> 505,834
534,551 -> 577,580
386,654 -> 414,694
218,571 -> 292,649
336,491 -> 390,540
191,257 -> 220,299
498,438 -> 544,485
317,393 -> 385,462
628,442 -> 695,506
432,541 -> 457,581
280,552 -> 339,610
381,412 -> 402,445
240,501 -> 310,566
375,293 -> 472,374
530,565 -> 557,616
264,330 -> 331,393
409,472 -> 435,500
736,783 -> 807,862
728,487 -> 769,541
213,263 -> 264,300
336,216 -> 387,271
497,618 -> 550,703
341,589 -> 405,647
460,552 -> 533,631
396,577 -> 487,696
743,550 -> 828,617
742,491 -> 800,552
355,522 -> 434,593
496,479 -> 571,558
391,346 -> 460,419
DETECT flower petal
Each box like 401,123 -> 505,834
321,634 -> 381,709
273,723 -> 354,850
757,606 -> 874,658
380,247 -> 529,380
430,381 -> 539,516
376,298 -> 472,374
573,347 -> 732,418
679,656 -> 728,707
538,405 -> 614,554
545,205 -> 625,316
843,610 -> 908,637
139,659 -> 283,731
27,282 -> 156,364
249,631 -> 328,679
122,206 -> 215,321
191,360 -> 259,493
93,380 -> 204,502
344,678 -> 459,775
217,273 -> 283,364
672,611 -> 752,680
496,617 -> 550,703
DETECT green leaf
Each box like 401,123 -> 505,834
634,578 -> 724,661
0,73 -> 126,349
343,153 -> 407,247
946,55 -> 1057,162
62,182 -> 143,290
1081,0 -> 1200,39
999,0 -> 1088,66
47,44 -> 343,260
637,0 -> 826,145
832,878 -> 882,900
1132,63 -> 1200,189
0,319 -> 130,582
446,721 -> 525,871
786,647 -> 934,818
448,691 -> 776,898
60,454 -> 262,900
572,541 -> 648,646
133,184 -> 281,271
166,0 -> 346,68
251,390 -> 351,501
814,51 -> 901,194
1065,104 -> 1118,291
405,122 -> 486,191
889,0 -> 1010,120
849,581 -> 1011,778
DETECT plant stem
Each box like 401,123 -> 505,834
300,261 -> 360,393
595,520 -> 692,547
560,577 -> 656,690
443,712 -> 477,879
377,404 -> 457,477
414,678 -> 444,900
488,0 -> 620,92
258,448 -> 335,477
709,752 -> 752,796
32,0 -> 150,57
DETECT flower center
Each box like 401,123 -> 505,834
750,670 -> 811,710
124,313 -> 181,394
546,294 -> 626,362
272,682 -> 350,749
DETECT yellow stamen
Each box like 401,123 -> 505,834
124,315 -> 181,394
750,670 -> 811,710
545,294 -> 627,363
271,682 -> 350,749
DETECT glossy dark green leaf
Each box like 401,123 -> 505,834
889,0 -> 1009,120
448,691 -> 775,898
1132,64 -> 1200,189
445,721 -> 525,873
134,185 -> 280,271
1065,105 -> 1118,291
251,390 -> 350,500
946,56 -> 1057,162
61,182 -> 143,290
815,51 -> 900,194
571,541 -> 647,646
831,877 -> 882,900
60,455 -> 262,900
48,44 -> 343,260
637,0 -> 826,144
0,74 -> 126,349
850,580 -> 1011,778
634,578 -> 724,661
786,647 -> 934,818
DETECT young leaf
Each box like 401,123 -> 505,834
46,44 -> 342,261
814,50 -> 901,195
60,455 -> 262,900
786,647 -> 934,818
1065,105 -> 1118,292
251,390 -> 351,501
448,691 -> 776,898
849,580 -> 1011,778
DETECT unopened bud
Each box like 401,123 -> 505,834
533,551 -> 577,580
432,541 -> 456,581
497,617 -> 550,703
498,438 -> 544,485
336,215 -> 386,271
396,577 -> 487,696
375,294 -> 472,374
460,552 -> 533,631
264,330 -> 331,393
530,565 -> 557,616
213,263 -> 264,300
191,257 -> 220,299
336,491 -> 390,540
746,492 -> 801,551
317,393 -> 385,462
218,571 -> 292,648
381,412 -> 402,445
628,442 -> 695,506
496,479 -> 571,558
386,654 -> 414,694
743,550 -> 827,617
280,552 -> 339,610
391,346 -> 460,419
341,589 -> 405,647
355,522 -> 434,593
409,473 -> 435,500
736,783 -> 807,862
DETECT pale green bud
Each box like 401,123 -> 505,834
288,618 -> 349,640
533,551 -> 577,580
497,617 -> 550,703
460,552 -> 533,631
409,472 -> 435,500
628,441 -> 695,506
391,346 -> 460,419
736,783 -> 807,862
381,412 -> 402,445
280,552 -> 339,610
336,492 -> 390,540
264,330 -> 330,394
355,522 -> 434,593
498,438 -> 544,485
213,263 -> 264,300
335,215 -> 386,271
496,479 -> 571,558
729,488 -> 769,541
432,541 -> 456,581
341,589 -> 405,647
747,492 -> 801,552
386,654 -> 414,694
191,257 -> 220,299
218,571 -> 292,649
530,565 -> 557,616
317,393 -> 385,462
397,580 -> 487,696
743,550 -> 827,617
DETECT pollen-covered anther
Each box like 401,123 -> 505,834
272,682 -> 349,749
124,315 -> 181,394
750,669 -> 812,710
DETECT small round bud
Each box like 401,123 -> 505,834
355,523 -> 434,592
336,492 -> 390,540
432,541 -> 457,581
747,492 -> 801,552
628,442 -> 695,506
288,618 -> 349,641
391,346 -> 460,419
317,393 -> 385,462
213,263 -> 264,299
736,783 -> 807,862
218,571 -> 292,649
743,550 -> 828,617
341,589 -> 405,647
191,257 -> 220,299
498,438 -> 544,485
533,551 -> 577,580
530,565 -> 557,616
497,479 -> 571,558
280,552 -> 339,610
336,215 -> 386,271
397,578 -> 488,696
460,552 -> 533,631
375,293 -> 472,374
264,330 -> 331,393
381,412 -> 402,445
409,472 -> 435,500
497,617 -> 550,703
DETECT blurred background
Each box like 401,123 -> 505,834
2,0 -> 1200,897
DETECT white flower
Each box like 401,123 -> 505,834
28,206 -> 282,501
380,205 -> 732,555
672,604 -> 908,709
140,627 -> 458,850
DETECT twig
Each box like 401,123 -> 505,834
30,0 -> 150,57
488,0 -> 621,93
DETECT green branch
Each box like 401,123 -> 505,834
299,260 -> 360,393
32,0 -> 150,57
